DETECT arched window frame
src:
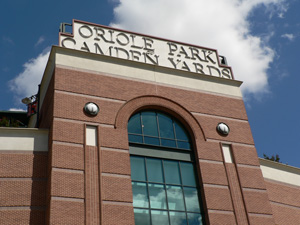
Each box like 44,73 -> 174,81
128,110 -> 205,225
128,110 -> 192,150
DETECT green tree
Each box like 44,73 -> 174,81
263,153 -> 281,163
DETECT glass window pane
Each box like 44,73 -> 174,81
175,122 -> 189,141
151,210 -> 169,225
149,183 -> 167,209
177,141 -> 191,150
146,158 -> 164,183
169,211 -> 187,225
161,139 -> 176,148
166,185 -> 185,211
158,113 -> 175,139
187,213 -> 203,225
128,134 -> 143,144
134,208 -> 151,225
130,156 -> 146,181
183,187 -> 201,212
164,160 -> 181,185
128,113 -> 142,134
180,162 -> 196,187
132,182 -> 149,208
144,136 -> 160,146
141,112 -> 159,137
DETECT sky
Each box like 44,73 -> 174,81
1,0 -> 300,167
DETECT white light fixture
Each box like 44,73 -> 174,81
217,122 -> 230,136
21,95 -> 37,105
84,102 -> 99,116
21,97 -> 32,105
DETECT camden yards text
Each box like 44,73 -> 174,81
60,21 -> 233,79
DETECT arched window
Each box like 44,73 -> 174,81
128,110 -> 204,225
128,111 -> 191,150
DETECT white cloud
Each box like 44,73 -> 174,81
2,36 -> 14,45
281,33 -> 295,41
110,0 -> 288,98
9,108 -> 26,112
35,36 -> 45,47
9,48 -> 50,105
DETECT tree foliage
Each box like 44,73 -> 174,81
0,117 -> 22,127
263,153 -> 281,163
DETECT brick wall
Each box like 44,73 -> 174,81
0,152 -> 48,225
44,66 -> 275,225
265,179 -> 300,224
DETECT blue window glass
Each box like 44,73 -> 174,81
144,136 -> 160,146
180,162 -> 196,187
128,111 -> 204,225
187,213 -> 203,225
146,158 -> 164,183
177,141 -> 190,150
130,156 -> 146,181
134,208 -> 151,225
164,160 -> 181,185
141,112 -> 159,137
130,156 -> 204,225
169,211 -> 187,225
166,185 -> 185,211
175,122 -> 189,141
128,113 -> 142,134
127,111 -> 191,150
158,113 -> 175,139
149,183 -> 167,209
183,187 -> 201,212
128,134 -> 143,144
151,210 -> 169,225
161,139 -> 176,148
132,182 -> 149,208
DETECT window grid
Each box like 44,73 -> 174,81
131,156 -> 203,225
129,111 -> 204,225
128,111 -> 191,150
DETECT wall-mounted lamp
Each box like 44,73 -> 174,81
84,102 -> 99,116
21,95 -> 36,105
21,95 -> 38,117
217,122 -> 230,136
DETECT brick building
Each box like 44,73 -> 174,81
0,20 -> 299,225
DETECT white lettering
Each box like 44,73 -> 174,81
60,22 -> 233,80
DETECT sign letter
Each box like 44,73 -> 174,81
168,43 -> 178,56
79,25 -> 93,38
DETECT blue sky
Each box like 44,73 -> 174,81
1,0 -> 300,167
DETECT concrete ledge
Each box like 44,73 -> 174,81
259,158 -> 300,187
0,128 -> 48,152
52,46 -> 243,98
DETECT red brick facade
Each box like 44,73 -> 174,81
1,48 -> 300,225
48,66 -> 271,224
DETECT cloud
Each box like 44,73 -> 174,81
110,0 -> 288,98
9,48 -> 50,105
9,108 -> 26,112
35,36 -> 45,47
281,33 -> 295,41
2,36 -> 14,45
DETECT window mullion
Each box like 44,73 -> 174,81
178,161 -> 189,224
161,159 -> 171,225
156,112 -> 162,147
144,157 -> 153,225
172,119 -> 179,148
140,113 -> 145,144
